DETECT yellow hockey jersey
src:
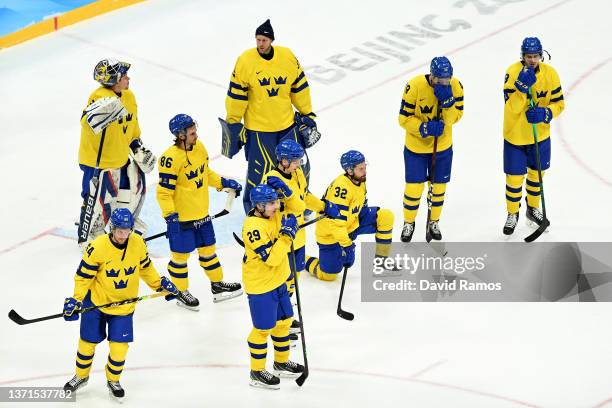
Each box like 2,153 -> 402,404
74,233 -> 160,315
261,167 -> 325,249
78,87 -> 141,169
225,46 -> 312,132
157,140 -> 223,222
503,61 -> 565,145
398,75 -> 464,154
316,174 -> 367,247
242,210 -> 293,295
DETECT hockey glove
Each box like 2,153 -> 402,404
322,199 -> 341,219
279,214 -> 298,240
130,139 -> 156,173
221,178 -> 243,197
433,84 -> 455,108
515,66 -> 536,94
83,97 -> 127,135
342,243 -> 356,268
267,176 -> 292,198
165,213 -> 180,235
159,276 -> 179,301
525,107 -> 552,124
63,297 -> 82,321
295,112 -> 321,148
419,120 -> 445,138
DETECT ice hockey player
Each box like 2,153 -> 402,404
62,208 -> 179,401
304,151 -> 395,280
156,114 -> 243,310
223,19 -> 320,213
398,56 -> 464,242
261,139 -> 340,336
502,37 -> 564,235
78,58 -> 156,249
242,184 -> 305,389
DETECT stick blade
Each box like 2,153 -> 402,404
337,309 -> 354,321
8,309 -> 27,325
295,369 -> 309,386
524,219 -> 550,242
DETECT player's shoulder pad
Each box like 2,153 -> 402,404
450,77 -> 464,93
159,145 -> 184,170
87,86 -> 115,105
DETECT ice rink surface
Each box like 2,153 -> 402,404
1,0 -> 611,406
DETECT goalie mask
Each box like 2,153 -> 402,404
94,58 -> 131,87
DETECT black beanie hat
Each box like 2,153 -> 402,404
255,19 -> 274,41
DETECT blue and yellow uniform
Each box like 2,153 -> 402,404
225,46 -> 314,212
242,209 -> 294,371
398,74 -> 464,224
261,167 -> 325,291
156,140 -> 225,291
71,233 -> 161,383
305,174 -> 394,281
503,61 -> 565,212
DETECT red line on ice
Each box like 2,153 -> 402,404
555,57 -> 612,188
0,362 -> 541,407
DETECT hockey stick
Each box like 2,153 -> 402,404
425,105 -> 443,243
77,128 -> 107,244
233,214 -> 327,247
289,242 -> 309,386
144,189 -> 237,242
8,292 -> 167,326
337,266 -> 354,320
524,88 -> 551,242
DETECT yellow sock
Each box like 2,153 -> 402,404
403,183 -> 424,223
271,318 -> 292,364
305,256 -> 337,281
168,252 -> 190,292
105,341 -> 128,382
429,183 -> 447,221
375,208 -> 394,256
75,338 -> 96,379
198,245 -> 223,282
248,328 -> 270,371
505,174 -> 524,214
526,168 -> 544,208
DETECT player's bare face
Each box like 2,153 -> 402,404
263,200 -> 280,217
184,126 -> 198,148
523,53 -> 540,69
118,74 -> 130,90
111,227 -> 131,245
280,158 -> 302,173
350,163 -> 367,183
432,76 -> 451,86
256,35 -> 272,55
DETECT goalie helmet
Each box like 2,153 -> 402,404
93,58 -> 131,87
430,56 -> 453,79
275,139 -> 304,162
340,150 -> 366,171
110,208 -> 134,229
169,114 -> 196,136
250,184 -> 278,206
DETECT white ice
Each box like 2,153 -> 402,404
1,0 -> 611,407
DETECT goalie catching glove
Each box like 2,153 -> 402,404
130,138 -> 156,173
